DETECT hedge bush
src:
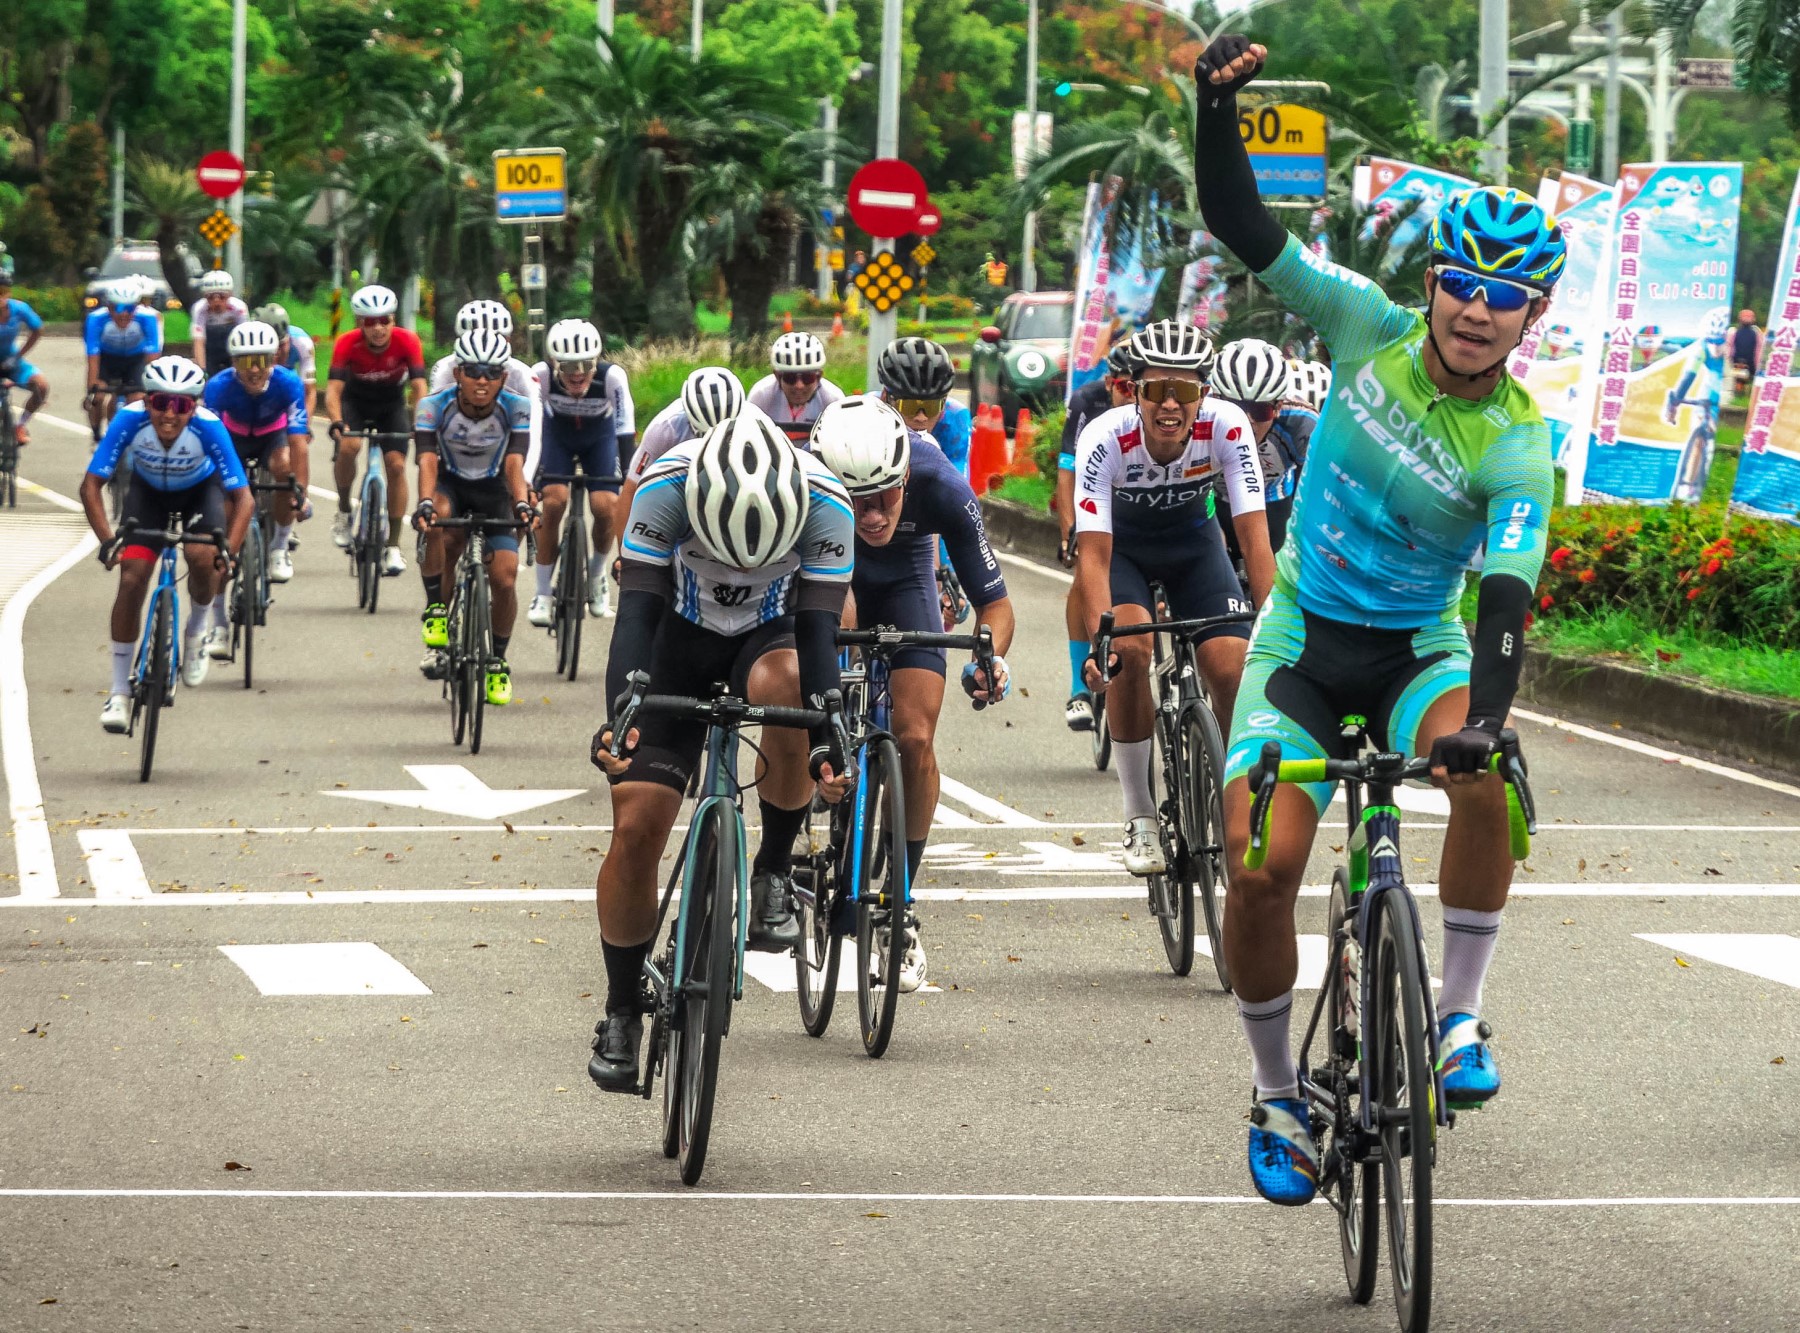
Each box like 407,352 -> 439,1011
1536,504 -> 1800,650
9,285 -> 86,322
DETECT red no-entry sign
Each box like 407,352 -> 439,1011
847,159 -> 929,239
196,150 -> 246,200
915,209 -> 942,236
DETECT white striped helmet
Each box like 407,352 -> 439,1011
456,299 -> 513,336
681,366 -> 746,432
1288,359 -> 1332,412
811,395 -> 910,495
1130,319 -> 1215,374
771,331 -> 827,372
350,284 -> 397,318
142,356 -> 209,398
685,411 -> 810,569
453,329 -> 512,367
227,321 -> 281,358
1212,339 -> 1290,403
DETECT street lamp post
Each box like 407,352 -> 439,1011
1477,0 -> 1510,180
817,0 -> 839,302
692,0 -> 704,57
865,0 -> 903,393
1022,0 -> 1039,293
596,0 -> 614,60
228,0 -> 246,285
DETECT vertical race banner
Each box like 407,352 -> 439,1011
1175,234 -> 1229,330
1067,177 -> 1117,402
1353,157 -> 1474,259
1730,171 -> 1800,523
1580,161 -> 1743,505
1507,171 -> 1618,499
1066,177 -> 1167,398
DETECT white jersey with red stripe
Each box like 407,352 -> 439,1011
1072,401 -> 1263,541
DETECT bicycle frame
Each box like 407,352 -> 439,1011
136,544 -> 185,687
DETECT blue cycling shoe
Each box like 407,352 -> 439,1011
1247,1096 -> 1320,1206
1437,1012 -> 1500,1108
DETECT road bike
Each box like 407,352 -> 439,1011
1091,592 -> 1252,985
335,429 -> 409,612
1244,724 -> 1535,1333
1666,393 -> 1720,504
1089,689 -> 1112,771
0,374 -> 18,508
936,563 -> 969,628
536,468 -> 620,681
609,670 -> 843,1184
225,471 -> 304,689
109,517 -> 225,783
431,513 -> 530,754
791,624 -> 994,1057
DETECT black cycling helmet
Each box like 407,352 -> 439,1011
877,337 -> 955,398
1106,339 -> 1146,379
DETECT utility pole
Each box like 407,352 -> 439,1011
112,124 -> 125,246
227,0 -> 246,286
1477,0 -> 1510,181
692,0 -> 704,57
596,0 -> 614,60
865,0 -> 902,393
817,0 -> 839,302
1602,7 -> 1622,184
1650,27 -> 1673,162
1022,0 -> 1039,292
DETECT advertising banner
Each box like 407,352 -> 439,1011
1730,171 -> 1800,522
1066,178 -> 1166,398
1507,172 -> 1618,499
1580,162 -> 1743,505
1352,157 -> 1473,258
1175,233 -> 1229,330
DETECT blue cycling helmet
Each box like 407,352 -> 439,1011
1428,187 -> 1567,290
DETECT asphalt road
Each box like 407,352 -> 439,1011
2,336 -> 1797,1331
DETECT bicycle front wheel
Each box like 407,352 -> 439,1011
1328,869 -> 1379,1305
854,737 -> 908,1059
1370,888 -> 1435,1332
466,563 -> 491,755
1090,691 -> 1112,770
792,796 -> 844,1037
1179,702 -> 1230,990
138,595 -> 173,783
235,521 -> 264,690
356,488 -> 384,613
447,586 -> 469,746
672,802 -> 739,1185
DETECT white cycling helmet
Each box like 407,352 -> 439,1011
453,329 -> 512,367
350,284 -> 397,318
198,270 -> 235,296
811,394 -> 910,495
228,320 -> 281,358
1212,339 -> 1290,403
106,280 -> 141,310
142,356 -> 209,398
685,412 -> 810,570
546,318 -> 602,364
771,331 -> 827,373
1288,359 -> 1332,413
455,299 -> 513,337
1701,307 -> 1731,342
682,366 -> 746,432
1130,319 -> 1216,375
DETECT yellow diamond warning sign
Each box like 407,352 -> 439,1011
852,251 -> 915,313
198,209 -> 238,248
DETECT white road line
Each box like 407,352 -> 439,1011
76,829 -> 152,899
1635,933 -> 1800,989
996,548 -> 1073,585
936,775 -> 1045,826
2,515 -> 98,900
1510,706 -> 1800,800
219,942 -> 433,996
16,477 -> 86,513
0,1187 -> 1792,1207
90,820 -> 1800,837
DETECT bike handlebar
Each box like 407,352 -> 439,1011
1089,607 -> 1256,680
537,471 -> 623,486
606,668 -> 848,764
837,624 -> 998,711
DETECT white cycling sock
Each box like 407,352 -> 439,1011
1437,906 -> 1502,1019
188,601 -> 212,638
1239,992 -> 1299,1101
211,591 -> 228,622
110,641 -> 134,696
1115,738 -> 1156,822
588,551 -> 607,579
271,524 -> 293,552
534,561 -> 554,597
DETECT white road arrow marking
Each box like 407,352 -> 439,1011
1194,935 -> 1441,991
77,830 -> 151,899
219,942 -> 431,996
1636,934 -> 1800,989
322,765 -> 584,820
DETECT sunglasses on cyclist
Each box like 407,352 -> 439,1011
233,353 -> 275,372
894,396 -> 945,419
360,315 -> 394,328
147,393 -> 198,415
556,359 -> 598,377
1432,266 -> 1541,313
1136,378 -> 1206,406
851,485 -> 904,512
1110,376 -> 1138,394
1230,399 -> 1277,423
780,371 -> 821,387
459,362 -> 507,381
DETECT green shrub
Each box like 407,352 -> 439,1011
1536,503 -> 1800,649
9,285 -> 85,322
612,338 -> 870,424
1030,404 -> 1066,485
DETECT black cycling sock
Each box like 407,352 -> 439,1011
423,573 -> 443,605
753,800 -> 808,877
601,939 -> 650,1015
906,838 -> 928,884
492,635 -> 509,659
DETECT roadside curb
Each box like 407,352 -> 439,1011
980,498 -> 1800,777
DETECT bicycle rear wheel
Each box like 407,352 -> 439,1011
235,521 -> 264,690
1370,888 -> 1434,1332
357,482 -> 384,613
1090,691 -> 1112,770
466,562 -> 491,755
1179,702 -> 1230,990
854,737 -> 908,1058
671,802 -> 739,1185
1327,869 -> 1379,1305
0,402 -> 16,507
555,520 -> 584,681
447,585 -> 469,746
138,595 -> 172,783
792,797 -> 844,1037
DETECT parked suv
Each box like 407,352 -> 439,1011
968,290 -> 1075,428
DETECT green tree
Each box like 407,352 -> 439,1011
42,121 -> 110,275
127,154 -> 209,307
2,191 -> 71,284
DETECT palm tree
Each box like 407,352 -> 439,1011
243,184 -> 329,299
1654,0 -> 1800,125
127,155 -> 211,308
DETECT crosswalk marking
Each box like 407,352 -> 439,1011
219,942 -> 432,996
1635,934 -> 1800,989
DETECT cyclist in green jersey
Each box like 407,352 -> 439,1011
1193,35 -> 1566,1206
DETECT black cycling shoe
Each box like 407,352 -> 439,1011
747,870 -> 801,953
587,1011 -> 643,1093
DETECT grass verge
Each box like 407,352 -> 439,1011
1532,605 -> 1800,701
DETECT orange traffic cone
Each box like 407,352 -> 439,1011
830,312 -> 845,339
970,403 -> 1008,496
782,310 -> 794,334
1009,407 -> 1039,477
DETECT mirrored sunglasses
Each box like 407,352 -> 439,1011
360,315 -> 394,327
780,371 -> 821,386
459,362 -> 506,381
233,353 -> 275,371
895,396 -> 945,419
1434,266 -> 1538,312
556,359 -> 598,377
1136,378 -> 1205,405
147,393 -> 198,414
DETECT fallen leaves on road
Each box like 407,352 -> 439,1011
503,822 -> 516,835
530,938 -> 547,945
1772,1056 -> 1786,1065
1070,834 -> 1085,846
863,1212 -> 887,1219
1704,867 -> 1722,876
224,1161 -> 250,1172
472,942 -> 488,949
1674,957 -> 1690,968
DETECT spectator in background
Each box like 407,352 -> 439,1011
841,248 -> 868,299
1731,309 -> 1765,397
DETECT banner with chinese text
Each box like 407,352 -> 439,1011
1729,171 -> 1800,523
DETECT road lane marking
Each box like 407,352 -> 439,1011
996,549 -> 1073,585
1635,933 -> 1800,989
219,942 -> 433,995
93,820 -> 1800,836
742,941 -> 942,994
77,829 -> 152,899
935,775 -> 1045,826
323,764 -> 585,820
2,503 -> 98,900
0,1187 -> 1794,1207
